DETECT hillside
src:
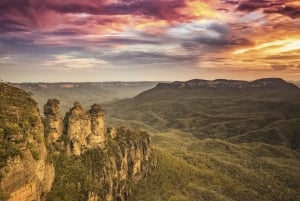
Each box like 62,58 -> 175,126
0,83 -> 155,201
2,78 -> 300,201
105,78 -> 300,150
0,83 -> 54,201
13,82 -> 158,114
103,78 -> 300,201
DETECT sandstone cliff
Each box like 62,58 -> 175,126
0,83 -> 55,201
44,99 -> 63,143
45,101 -> 156,201
0,83 -> 156,201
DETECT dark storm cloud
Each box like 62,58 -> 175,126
0,0 -> 188,28
236,0 -> 300,18
0,18 -> 29,33
47,28 -> 90,36
100,37 -> 162,45
104,50 -> 196,65
46,0 -> 187,20
191,34 -> 253,47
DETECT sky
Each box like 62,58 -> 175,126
0,0 -> 299,82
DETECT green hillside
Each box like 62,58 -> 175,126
5,78 -> 300,201
130,130 -> 300,201
104,79 -> 300,201
105,81 -> 300,150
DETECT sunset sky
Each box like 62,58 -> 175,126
0,0 -> 299,82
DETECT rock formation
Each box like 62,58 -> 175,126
100,128 -> 155,201
45,101 -> 156,201
64,101 -> 92,155
88,104 -> 106,148
1,82 -> 156,201
44,99 -> 63,143
61,102 -> 106,155
0,83 -> 55,201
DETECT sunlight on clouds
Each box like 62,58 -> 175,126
180,0 -> 217,18
0,56 -> 16,64
44,55 -> 108,69
233,38 -> 300,55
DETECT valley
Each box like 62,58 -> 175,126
1,78 -> 300,201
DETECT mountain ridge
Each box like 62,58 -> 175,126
155,78 -> 299,89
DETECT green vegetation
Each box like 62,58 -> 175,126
104,85 -> 300,201
0,191 -> 9,201
105,87 -> 300,150
0,83 -> 41,171
46,149 -> 103,201
3,80 -> 300,201
127,130 -> 300,201
46,128 -> 152,201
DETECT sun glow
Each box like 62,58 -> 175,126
233,38 -> 300,55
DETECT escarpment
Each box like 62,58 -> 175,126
45,101 -> 156,201
0,83 -> 55,201
0,83 -> 156,201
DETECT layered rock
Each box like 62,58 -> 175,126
101,128 -> 155,201
88,104 -> 106,148
44,99 -> 63,143
0,83 -> 55,201
0,84 -> 156,201
64,101 -> 92,155
63,102 -> 106,155
45,101 -> 156,201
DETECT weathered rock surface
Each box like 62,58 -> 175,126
0,83 -> 156,201
101,128 -> 156,201
44,99 -> 63,143
88,104 -> 106,148
64,101 -> 92,155
63,102 -> 106,155
46,102 -> 156,201
0,83 -> 55,201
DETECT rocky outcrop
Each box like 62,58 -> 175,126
45,101 -> 156,201
44,99 -> 63,143
64,101 -> 92,156
156,78 -> 299,89
0,83 -> 55,201
1,83 -> 156,201
101,128 -> 155,201
88,104 -> 106,148
63,102 -> 106,155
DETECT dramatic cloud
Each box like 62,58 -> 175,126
43,54 -> 109,69
0,0 -> 300,81
236,0 -> 300,18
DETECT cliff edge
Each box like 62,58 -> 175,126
0,83 -> 156,201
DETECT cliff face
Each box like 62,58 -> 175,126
44,101 -> 156,201
0,83 -> 55,201
44,99 -> 63,143
61,102 -> 106,155
1,83 -> 156,201
101,128 -> 155,201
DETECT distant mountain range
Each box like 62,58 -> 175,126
156,78 -> 298,89
105,77 -> 300,149
13,82 -> 158,113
